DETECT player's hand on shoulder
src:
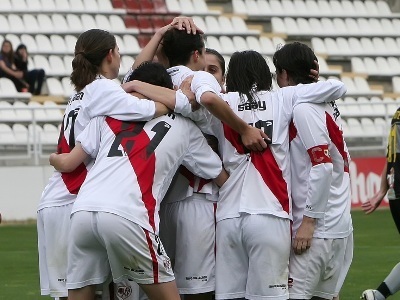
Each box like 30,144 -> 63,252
180,76 -> 200,111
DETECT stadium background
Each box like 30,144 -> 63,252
2,0 -> 400,220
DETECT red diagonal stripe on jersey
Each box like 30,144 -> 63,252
106,117 -> 157,232
198,178 -> 212,192
289,120 -> 297,142
223,124 -> 289,213
57,122 -> 87,194
251,150 -> 289,213
325,113 -> 349,173
223,123 -> 246,154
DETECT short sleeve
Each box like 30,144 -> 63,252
191,71 -> 222,103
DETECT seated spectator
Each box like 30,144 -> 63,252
0,40 -> 29,92
14,44 -> 45,95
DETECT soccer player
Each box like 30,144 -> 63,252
274,42 -> 353,300
49,61 -> 228,300
360,107 -> 400,300
361,106 -> 400,234
205,50 -> 346,300
128,24 -> 227,300
37,28 -> 173,300
361,263 -> 400,299
157,47 -> 226,300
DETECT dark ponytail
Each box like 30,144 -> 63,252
70,29 -> 116,91
226,50 -> 272,103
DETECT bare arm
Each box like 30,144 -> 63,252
213,168 -> 229,187
361,163 -> 388,214
49,143 -> 89,172
132,16 -> 203,70
0,60 -> 24,79
123,80 -> 177,110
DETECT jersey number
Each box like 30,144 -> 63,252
253,120 -> 273,144
108,121 -> 171,158
58,108 -> 80,152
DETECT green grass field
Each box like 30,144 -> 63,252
0,209 -> 399,299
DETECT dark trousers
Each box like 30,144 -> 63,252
24,68 -> 45,95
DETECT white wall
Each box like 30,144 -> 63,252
0,165 -> 54,221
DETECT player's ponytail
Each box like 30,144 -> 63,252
226,50 -> 272,103
70,29 -> 116,91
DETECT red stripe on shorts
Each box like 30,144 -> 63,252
144,230 -> 159,284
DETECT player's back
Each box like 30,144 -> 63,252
73,113 -> 222,233
215,90 -> 296,222
290,101 -> 352,238
39,78 -> 155,210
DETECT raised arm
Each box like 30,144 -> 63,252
294,79 -> 347,106
131,16 -> 203,70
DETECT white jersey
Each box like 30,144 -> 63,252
175,80 -> 346,222
38,76 -> 157,211
290,102 -> 353,238
123,66 -> 222,205
71,113 -> 222,234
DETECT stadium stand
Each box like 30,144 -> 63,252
0,0 -> 400,165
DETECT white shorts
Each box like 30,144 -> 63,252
67,211 -> 175,290
37,203 -> 73,298
215,214 -> 291,300
289,234 -> 353,299
334,233 -> 353,296
159,195 -> 217,294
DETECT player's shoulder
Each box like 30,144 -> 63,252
293,101 -> 326,119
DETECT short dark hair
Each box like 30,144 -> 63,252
127,61 -> 173,89
162,28 -> 205,67
206,48 -> 225,76
226,50 -> 272,103
273,42 -> 317,85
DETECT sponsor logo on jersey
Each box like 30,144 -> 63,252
124,266 -> 145,275
269,283 -> 287,289
238,100 -> 267,111
185,275 -> 208,282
